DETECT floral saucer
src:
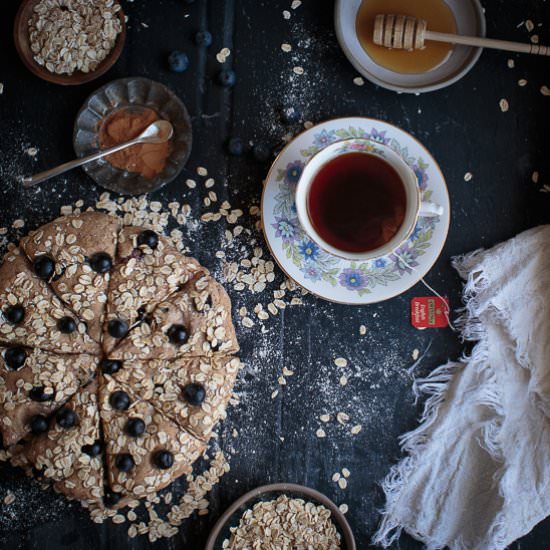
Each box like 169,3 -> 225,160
261,117 -> 450,304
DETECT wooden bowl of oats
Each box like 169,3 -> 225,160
14,0 -> 126,86
205,483 -> 356,550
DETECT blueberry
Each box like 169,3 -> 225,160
89,252 -> 113,274
30,415 -> 49,435
167,324 -> 189,345
125,418 -> 145,437
252,143 -> 272,163
108,319 -> 128,339
110,390 -> 130,411
4,347 -> 27,370
100,359 -> 122,375
153,449 -> 174,470
33,256 -> 55,280
115,453 -> 135,472
82,440 -> 102,457
103,489 -> 122,507
280,106 -> 301,124
56,407 -> 77,429
29,386 -> 54,402
57,316 -> 77,334
227,137 -> 244,156
168,50 -> 190,73
137,230 -> 159,249
194,30 -> 212,47
217,69 -> 236,88
3,305 -> 25,324
182,383 -> 206,406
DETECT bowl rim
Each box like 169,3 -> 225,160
334,0 -> 487,94
13,0 -> 126,86
204,482 -> 356,550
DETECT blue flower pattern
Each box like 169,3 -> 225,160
273,127 -> 438,295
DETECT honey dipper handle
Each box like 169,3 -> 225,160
424,30 -> 550,56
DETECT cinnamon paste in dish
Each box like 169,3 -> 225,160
99,107 -> 171,179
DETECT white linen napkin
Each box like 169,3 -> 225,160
373,225 -> 550,550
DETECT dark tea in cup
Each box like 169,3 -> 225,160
307,152 -> 407,254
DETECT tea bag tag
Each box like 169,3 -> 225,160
411,296 -> 449,329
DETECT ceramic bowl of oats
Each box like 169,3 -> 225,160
205,483 -> 356,550
14,0 -> 126,86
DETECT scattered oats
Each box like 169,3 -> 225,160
532,171 -> 539,184
507,58 -> 515,69
0,83 -> 3,95
541,86 -> 550,96
338,478 -> 348,490
339,504 -> 349,514
293,66 -> 304,75
320,414 -> 330,423
499,98 -> 509,112
282,367 -> 294,376
242,316 -> 254,328
339,376 -> 348,386
518,79 -> 528,87
3,492 -> 15,505
140,22 -> 149,28
332,472 -> 341,482
336,412 -> 350,425
291,0 -> 302,8
353,76 -> 365,86
304,121 -> 314,129
464,172 -> 473,182
205,178 -> 215,188
281,43 -> 292,52
283,10 -> 291,19
277,375 -> 287,386
316,428 -> 326,438
12,219 -> 25,229
271,389 -> 279,399
412,348 -> 420,360
351,424 -> 362,435
26,147 -> 38,157
530,34 -> 539,44
526,19 -> 534,32
216,48 -> 231,63
334,357 -> 348,368
541,184 -> 550,194
342,468 -> 350,478
359,325 -> 367,335
197,166 -> 208,176
186,178 -> 197,188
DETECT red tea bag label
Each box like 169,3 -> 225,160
411,297 -> 449,329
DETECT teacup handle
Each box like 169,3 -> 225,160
419,201 -> 444,218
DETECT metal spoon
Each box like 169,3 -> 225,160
21,120 -> 174,188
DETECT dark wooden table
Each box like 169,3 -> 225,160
1,1 -> 549,548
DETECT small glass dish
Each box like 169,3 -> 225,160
204,483 -> 356,550
73,77 -> 192,195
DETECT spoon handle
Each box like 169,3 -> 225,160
21,138 -> 143,188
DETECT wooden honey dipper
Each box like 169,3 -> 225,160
373,14 -> 550,56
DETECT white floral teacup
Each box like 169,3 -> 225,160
295,138 -> 443,261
